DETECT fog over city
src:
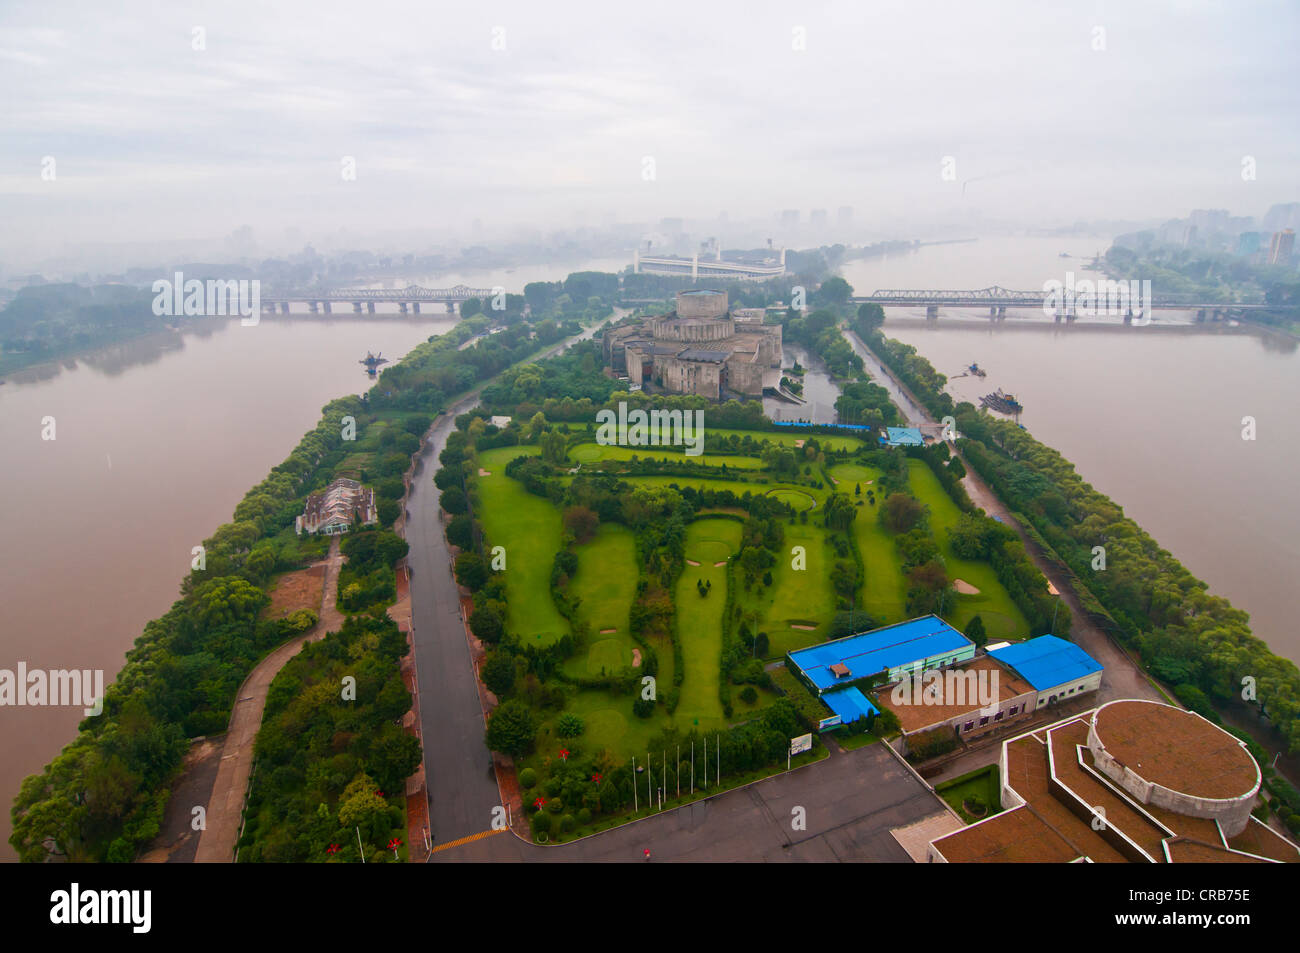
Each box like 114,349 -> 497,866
2,0 -> 1298,270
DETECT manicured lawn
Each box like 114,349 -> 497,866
736,519 -> 836,659
906,460 -> 1029,640
674,519 -> 742,728
474,446 -> 570,646
829,463 -> 908,625
706,428 -> 865,452
568,442 -> 764,469
565,524 -> 639,677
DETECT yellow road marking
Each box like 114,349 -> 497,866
429,827 -> 509,854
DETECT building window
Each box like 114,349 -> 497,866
1008,706 -> 1018,715
965,721 -> 974,731
979,716 -> 989,727
994,711 -> 1004,721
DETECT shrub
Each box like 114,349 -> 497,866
739,686 -> 758,704
531,811 -> 551,835
632,696 -> 655,718
577,807 -> 592,825
556,713 -> 585,738
519,767 -> 538,790
560,813 -> 576,832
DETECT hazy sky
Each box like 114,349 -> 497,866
2,0 -> 1298,267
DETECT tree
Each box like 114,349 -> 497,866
485,700 -> 536,757
481,652 -> 516,696
455,552 -> 489,591
556,713 -> 585,738
816,276 -> 853,307
879,493 -> 927,534
461,297 -> 483,318
338,774 -> 387,829
855,302 -> 885,335
966,614 -> 987,647
440,486 -> 468,515
563,506 -> 600,543
445,513 -> 474,550
469,604 -> 504,643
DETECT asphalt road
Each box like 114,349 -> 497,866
406,324 -> 604,847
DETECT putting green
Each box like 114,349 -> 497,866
766,487 -> 816,511
587,638 -> 629,675
571,444 -> 604,463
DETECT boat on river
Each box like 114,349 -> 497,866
980,388 -> 1023,415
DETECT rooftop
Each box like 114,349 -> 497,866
789,615 -> 972,692
988,635 -> 1102,691
875,655 -> 1033,734
1092,699 -> 1259,801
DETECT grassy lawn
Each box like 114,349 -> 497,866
674,519 -> 742,729
705,428 -> 866,452
829,463 -> 908,626
474,446 -> 570,646
737,519 -> 836,659
568,442 -> 764,469
565,524 -> 639,677
935,764 -> 1003,823
906,460 -> 1029,641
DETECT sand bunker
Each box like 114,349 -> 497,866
478,468 -> 491,476
599,628 -> 616,634
713,561 -> 727,567
686,559 -> 700,566
631,648 -> 642,668
790,623 -> 817,631
953,579 -> 981,595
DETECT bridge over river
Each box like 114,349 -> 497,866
260,283 -> 498,314
852,286 -> 1272,321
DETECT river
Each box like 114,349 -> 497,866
840,237 -> 1300,670
0,258 -> 617,859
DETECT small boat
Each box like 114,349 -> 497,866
966,362 -> 987,378
359,351 -> 389,375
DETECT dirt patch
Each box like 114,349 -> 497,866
599,627 -> 616,634
263,566 -> 325,620
794,439 -> 806,448
479,468 -> 491,476
686,559 -> 700,566
632,648 -> 642,668
790,623 -> 817,631
953,579 -> 981,595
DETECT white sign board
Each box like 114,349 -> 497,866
789,733 -> 813,756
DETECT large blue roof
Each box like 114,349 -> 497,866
988,636 -> 1102,690
823,687 -> 879,724
789,615 -> 973,691
880,426 -> 925,447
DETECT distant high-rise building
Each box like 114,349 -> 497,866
810,208 -> 828,229
1237,232 -> 1262,257
1262,203 -> 1300,233
1268,229 -> 1295,265
780,209 -> 800,228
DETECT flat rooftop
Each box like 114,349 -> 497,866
874,655 -> 1033,734
789,615 -> 973,692
1093,700 -> 1259,801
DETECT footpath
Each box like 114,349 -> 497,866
193,538 -> 346,863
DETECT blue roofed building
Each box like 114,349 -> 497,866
821,687 -> 879,728
879,426 -> 925,447
988,635 -> 1103,711
788,615 -> 975,695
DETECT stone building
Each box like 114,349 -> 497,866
603,289 -> 782,399
295,477 -> 378,535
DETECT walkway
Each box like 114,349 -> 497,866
193,537 -> 345,862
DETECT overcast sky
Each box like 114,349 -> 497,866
1,0 -> 1297,268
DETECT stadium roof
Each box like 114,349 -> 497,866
822,687 -> 879,724
789,615 -> 973,691
988,636 -> 1102,691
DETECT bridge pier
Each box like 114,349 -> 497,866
446,302 -> 455,314
926,304 -> 939,320
323,300 -> 331,314
997,306 -> 1006,318
353,302 -> 363,313
989,306 -> 997,318
1197,308 -> 1207,322
412,301 -> 420,314
308,301 -> 319,313
398,301 -> 408,314
262,302 -> 275,313
367,301 -> 376,314
279,302 -> 290,315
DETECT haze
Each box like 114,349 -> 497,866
2,0 -> 1298,271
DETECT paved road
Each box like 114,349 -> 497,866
407,324 -> 604,847
434,742 -> 950,863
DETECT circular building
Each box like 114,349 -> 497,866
1086,699 -> 1260,836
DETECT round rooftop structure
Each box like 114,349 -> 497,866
1086,699 -> 1260,836
675,289 -> 728,319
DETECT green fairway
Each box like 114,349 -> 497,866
565,524 -> 640,677
706,428 -> 865,452
674,519 -> 742,726
906,460 -> 1029,640
568,442 -> 764,469
736,519 -> 836,658
829,462 -> 908,625
474,446 -> 570,646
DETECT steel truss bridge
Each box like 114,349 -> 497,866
851,286 -> 1271,311
259,284 -> 499,313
